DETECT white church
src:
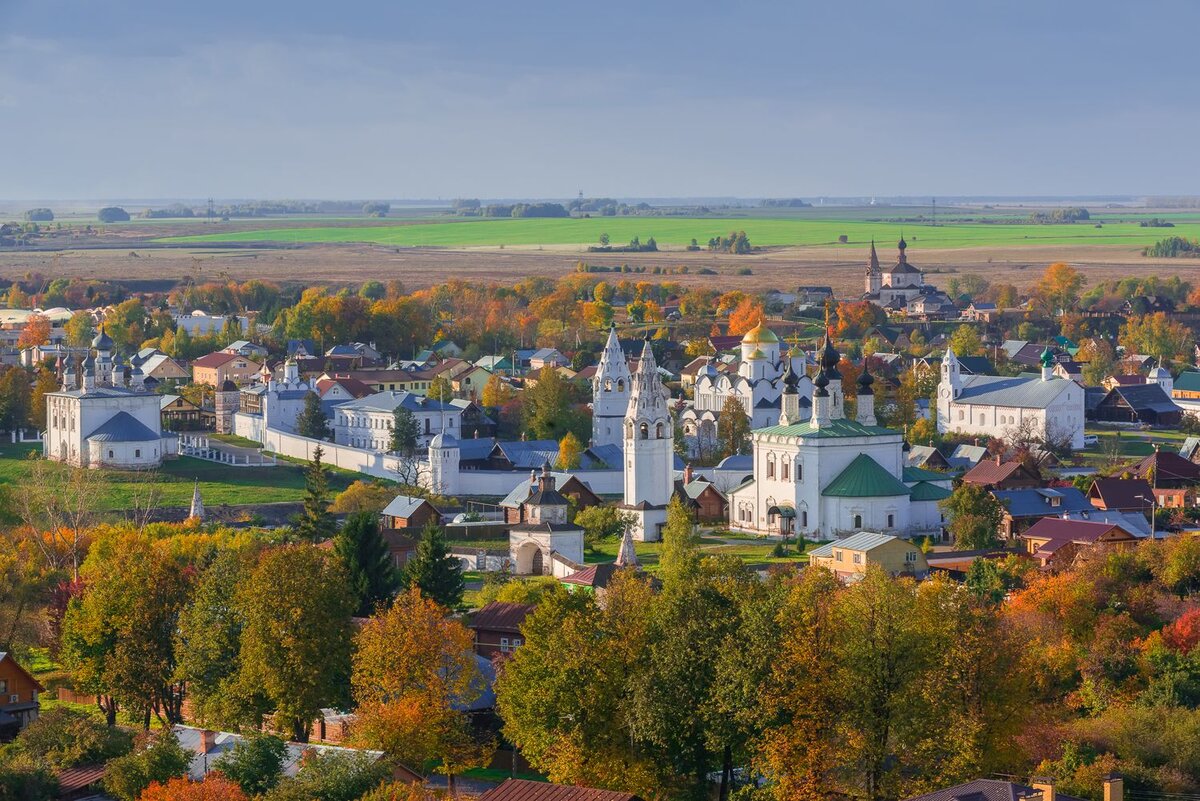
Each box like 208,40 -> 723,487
727,335 -> 951,539
44,328 -> 178,469
618,336 -> 675,541
937,347 -> 1085,450
679,321 -> 813,451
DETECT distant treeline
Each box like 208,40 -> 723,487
588,236 -> 658,253
1139,218 -> 1175,228
1143,236 -> 1200,258
1030,207 -> 1090,223
709,230 -> 752,254
143,203 -> 196,219
24,208 -> 53,222
454,201 -> 570,218
760,198 -> 812,208
1146,196 -> 1200,208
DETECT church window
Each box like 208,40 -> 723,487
767,456 -> 775,478
796,462 -> 802,481
853,514 -> 863,528
782,461 -> 790,480
134,449 -> 141,458
979,414 -> 985,425
108,450 -> 113,459
957,410 -> 964,421
887,513 -> 895,528
640,423 -> 648,440
617,379 -> 625,392
801,510 -> 808,527
655,422 -> 663,439
605,379 -> 612,391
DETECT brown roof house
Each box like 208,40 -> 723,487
962,456 -> 1042,489
1087,478 -> 1155,514
470,601 -> 534,659
500,470 -> 602,525
191,351 -> 259,387
1124,449 -> 1200,488
0,652 -> 44,739
481,779 -> 641,801
1020,517 -> 1140,570
903,777 -> 1094,801
675,465 -> 727,523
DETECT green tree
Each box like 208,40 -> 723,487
658,496 -> 700,584
296,391 -> 332,441
573,505 -> 630,550
333,511 -> 400,617
8,706 -> 133,770
717,396 -> 751,458
236,545 -> 355,742
940,483 -> 1004,550
427,376 -> 454,402
102,731 -> 191,801
64,311 -> 96,348
60,531 -> 190,728
390,406 -> 419,455
522,366 -> 587,441
28,367 -> 58,430
261,751 -> 390,801
295,446 -> 336,542
400,525 -> 464,610
213,732 -> 288,796
949,324 -> 983,357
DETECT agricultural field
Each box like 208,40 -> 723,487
156,215 -> 1200,251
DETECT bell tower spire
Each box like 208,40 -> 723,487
592,324 -> 632,450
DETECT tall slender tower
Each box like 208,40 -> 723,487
621,335 -> 674,541
592,325 -> 631,449
865,240 -> 882,294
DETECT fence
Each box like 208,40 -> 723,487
179,434 -> 277,467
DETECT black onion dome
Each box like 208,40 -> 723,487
780,361 -> 799,393
857,366 -> 875,395
813,370 -> 829,397
820,335 -> 840,369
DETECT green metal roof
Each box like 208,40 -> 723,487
757,417 -> 898,439
822,454 -> 912,498
902,465 -> 951,483
1175,371 -> 1200,392
908,481 -> 952,502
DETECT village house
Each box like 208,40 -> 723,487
332,390 -> 462,450
675,467 -> 728,523
1090,376 -> 1182,427
191,351 -> 259,387
905,444 -> 952,471
159,394 -> 212,431
1087,477 -> 1156,515
222,340 -> 269,358
808,531 -> 928,581
133,348 -> 189,383
1171,370 -> 1200,414
1123,449 -> 1200,487
0,652 -> 44,738
480,779 -> 641,801
380,494 -> 441,530
320,368 -> 438,395
903,777 -> 1096,801
469,601 -> 533,659
961,456 -> 1043,490
1020,517 -> 1140,570
499,470 -> 602,524
991,486 -> 1095,539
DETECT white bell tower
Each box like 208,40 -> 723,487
621,336 -> 673,541
592,325 -> 631,450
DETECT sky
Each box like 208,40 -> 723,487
1,0 -> 1197,200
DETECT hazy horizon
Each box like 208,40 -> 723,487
3,0 -> 1198,200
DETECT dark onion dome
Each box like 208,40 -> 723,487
91,325 -> 114,350
813,369 -> 829,397
780,361 -> 799,393
220,379 -> 238,392
820,335 -> 840,368
857,365 -> 875,395
898,235 -> 907,251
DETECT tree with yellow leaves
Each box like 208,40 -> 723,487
555,432 -> 583,470
1033,262 -> 1084,315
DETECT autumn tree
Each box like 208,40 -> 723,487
481,373 -> 514,407
948,324 -> 983,357
352,589 -> 490,787
333,511 -> 399,617
727,298 -> 766,336
427,376 -> 454,402
717,396 -> 751,459
400,524 -> 464,610
139,775 -> 249,801
1119,311 -> 1195,363
836,300 -> 885,338
28,367 -> 58,430
236,545 -> 355,742
61,530 -> 190,728
64,311 -> 96,348
329,480 -> 397,514
17,313 -> 51,349
295,391 -> 332,441
555,432 -> 583,470
1034,262 -> 1085,314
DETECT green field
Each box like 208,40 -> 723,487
0,443 -> 355,511
157,216 -> 1200,250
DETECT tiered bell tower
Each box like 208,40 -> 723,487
621,335 -> 674,541
592,325 -> 631,450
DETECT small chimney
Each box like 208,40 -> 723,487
973,437 -> 980,446
1033,777 -> 1056,801
996,453 -> 1002,466
684,464 -> 693,485
201,729 -> 217,757
1103,775 -> 1123,801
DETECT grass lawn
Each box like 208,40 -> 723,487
208,433 -> 263,449
157,215 -> 1200,251
0,443 -> 355,511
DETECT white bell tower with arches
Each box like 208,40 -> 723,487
621,335 -> 674,541
592,325 -> 631,450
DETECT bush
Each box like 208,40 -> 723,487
213,732 -> 287,796
102,732 -> 190,801
23,208 -> 53,222
10,706 -> 133,770
735,267 -> 753,276
97,207 -> 130,223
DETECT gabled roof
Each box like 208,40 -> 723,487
191,351 -> 242,369
337,390 -> 457,414
1021,516 -> 1130,546
1088,477 -> 1154,510
823,454 -> 911,498
85,411 -> 160,442
757,417 -> 898,440
991,487 -> 1094,518
908,481 -> 952,502
480,779 -> 641,801
0,652 -> 45,692
1105,383 -> 1180,415
956,356 -> 996,376
1174,370 -> 1200,392
810,531 -> 902,557
315,377 -> 374,399
1125,450 -> 1200,483
954,374 -> 1075,409
381,494 -> 434,519
961,459 -> 1035,486
902,779 -> 1086,801
902,464 -> 950,482
470,601 -> 534,633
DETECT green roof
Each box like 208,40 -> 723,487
758,417 -> 898,440
908,481 -> 952,502
1175,371 -> 1200,392
902,465 -> 950,482
822,454 -> 912,498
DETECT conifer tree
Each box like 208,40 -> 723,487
296,391 -> 331,441
333,511 -> 399,616
296,446 -> 335,542
390,406 -> 419,455
400,524 -> 464,609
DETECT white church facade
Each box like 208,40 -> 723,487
44,328 -> 178,469
727,336 -> 950,539
936,347 -> 1085,450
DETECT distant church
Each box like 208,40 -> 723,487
44,327 -> 177,469
862,238 -> 956,316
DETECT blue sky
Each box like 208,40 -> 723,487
0,0 -> 1196,199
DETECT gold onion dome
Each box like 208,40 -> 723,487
741,320 -> 779,344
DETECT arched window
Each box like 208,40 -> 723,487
796,461 -> 803,481
655,422 -> 663,439
853,514 -> 863,529
640,422 -> 649,440
767,454 -> 776,479
617,379 -> 625,392
605,379 -> 612,391
979,414 -> 985,426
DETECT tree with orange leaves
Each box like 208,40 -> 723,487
834,300 -> 885,338
138,775 -> 249,801
351,588 -> 491,787
727,297 -> 765,336
17,312 -> 51,350
1033,262 -> 1084,315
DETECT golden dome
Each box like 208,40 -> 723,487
741,320 -> 779,344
